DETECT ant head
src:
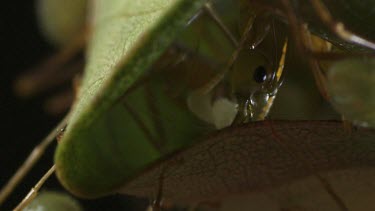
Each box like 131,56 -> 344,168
229,49 -> 275,99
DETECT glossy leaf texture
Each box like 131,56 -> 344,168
55,0 -> 207,198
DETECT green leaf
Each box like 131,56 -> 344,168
55,0 -> 206,198
23,191 -> 82,211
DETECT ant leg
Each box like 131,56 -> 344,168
280,0 -> 331,100
204,2 -> 238,47
301,25 -> 330,100
197,13 -> 256,94
302,27 -> 358,133
152,168 -> 166,211
309,0 -> 375,50
43,62 -> 84,115
44,89 -> 75,115
0,115 -> 69,206
14,29 -> 87,98
279,0 -> 305,55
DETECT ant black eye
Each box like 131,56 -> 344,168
253,66 -> 267,83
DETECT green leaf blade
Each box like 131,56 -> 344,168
55,0 -> 206,198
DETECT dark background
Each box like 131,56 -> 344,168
0,1 -> 146,210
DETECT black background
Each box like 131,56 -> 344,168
0,1 -> 147,210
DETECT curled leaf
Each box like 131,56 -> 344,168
55,0 -> 207,198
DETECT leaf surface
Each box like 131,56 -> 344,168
55,0 -> 206,198
120,121 -> 375,209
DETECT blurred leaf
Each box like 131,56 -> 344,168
23,191 -> 82,211
36,0 -> 88,46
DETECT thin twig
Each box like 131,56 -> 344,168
204,3 -> 238,47
13,165 -> 56,211
0,114 -> 69,205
